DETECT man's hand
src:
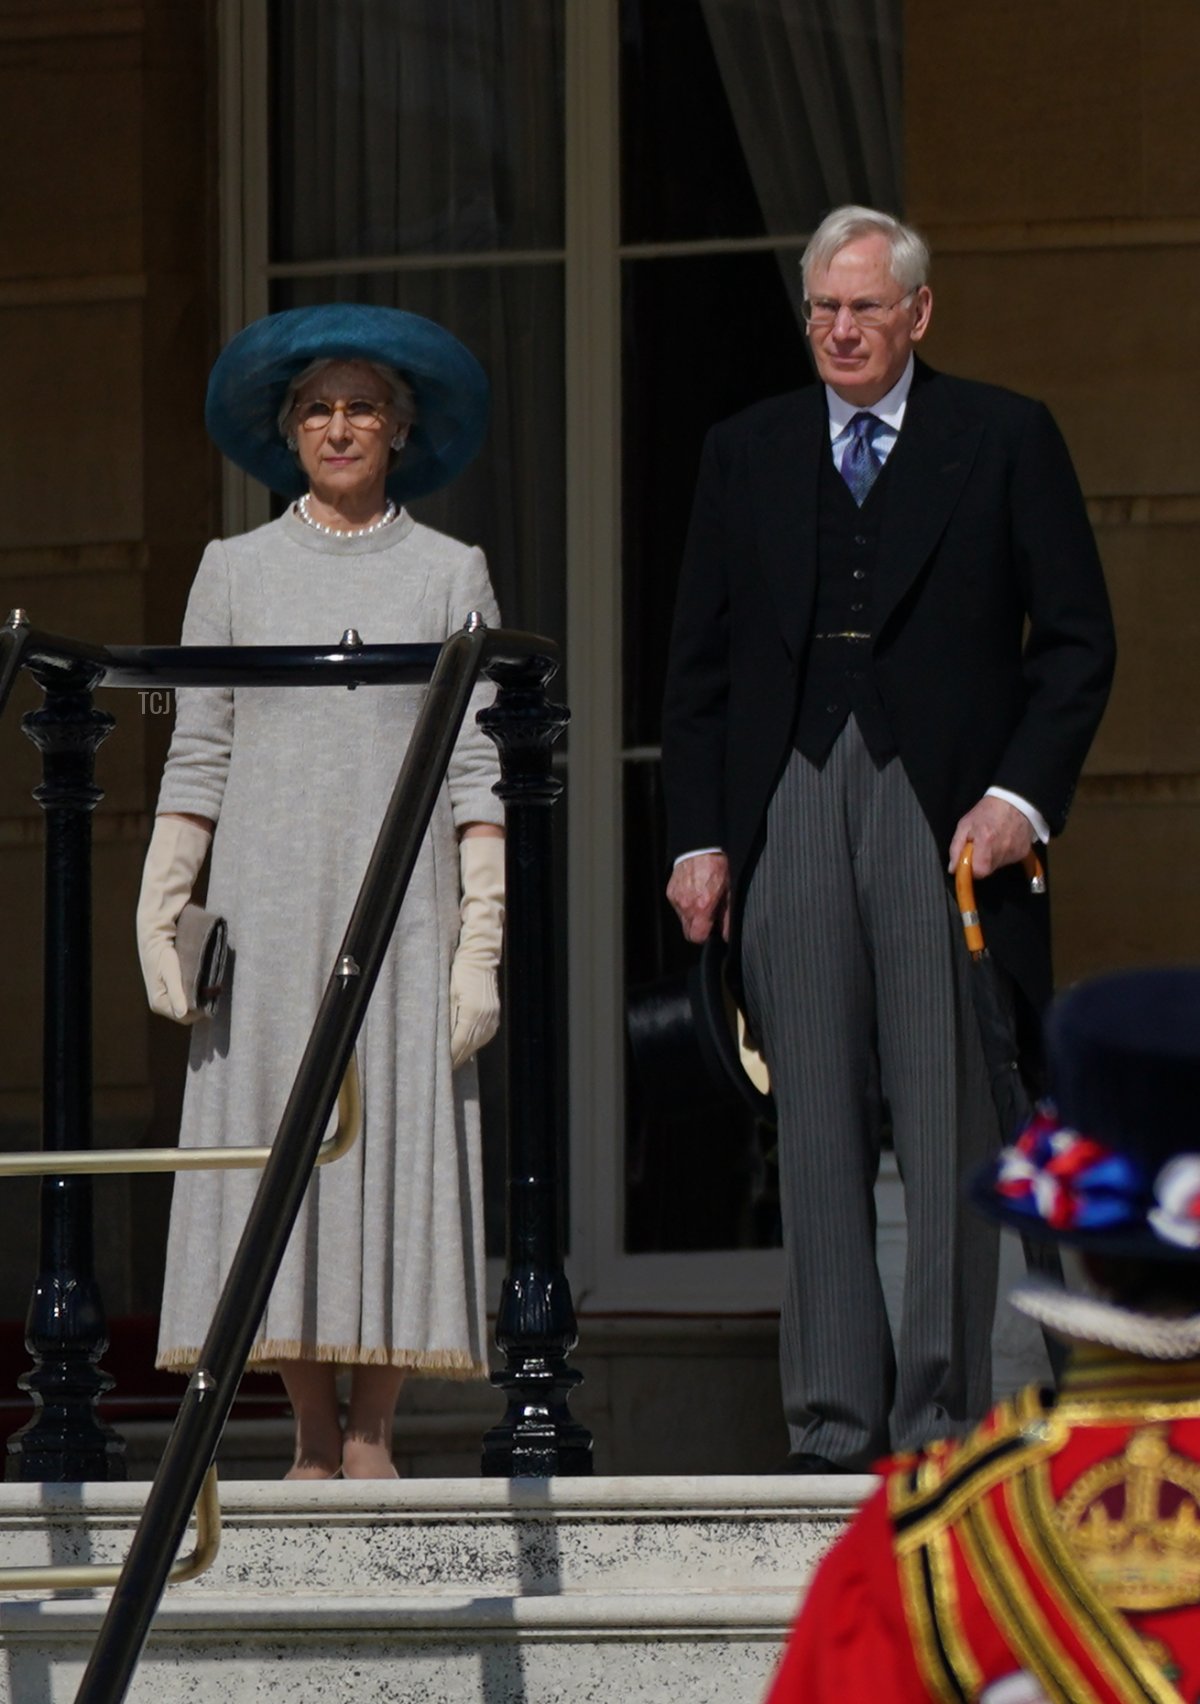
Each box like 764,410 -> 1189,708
948,796 -> 1034,878
666,852 -> 731,944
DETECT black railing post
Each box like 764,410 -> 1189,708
479,655 -> 591,1476
6,668 -> 125,1481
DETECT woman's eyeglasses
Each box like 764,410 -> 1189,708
294,398 -> 390,431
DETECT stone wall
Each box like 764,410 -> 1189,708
0,0 -> 219,1325
906,0 -> 1200,982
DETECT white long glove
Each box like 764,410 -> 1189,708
450,835 -> 505,1069
136,814 -> 213,1023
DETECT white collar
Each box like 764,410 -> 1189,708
1010,1278 -> 1200,1360
826,354 -> 914,441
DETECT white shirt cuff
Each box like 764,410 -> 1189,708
986,787 -> 1050,844
673,847 -> 724,867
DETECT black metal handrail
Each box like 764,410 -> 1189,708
0,617 -> 447,705
0,608 -> 591,1704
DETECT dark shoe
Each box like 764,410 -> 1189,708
777,1450 -> 843,1474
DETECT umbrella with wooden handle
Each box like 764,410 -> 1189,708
955,840 -> 1067,1381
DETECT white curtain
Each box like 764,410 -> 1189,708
698,0 -> 904,319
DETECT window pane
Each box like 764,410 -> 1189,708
620,0 -> 765,244
270,0 -> 566,261
624,760 -> 780,1252
621,252 -> 804,1254
621,249 -> 809,750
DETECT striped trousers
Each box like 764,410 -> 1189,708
742,721 -> 1000,1467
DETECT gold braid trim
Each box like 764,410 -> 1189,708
890,1371 -> 1195,1703
894,1387 -> 1065,1554
894,1538 -> 969,1704
890,1388 -> 1063,1698
1054,1347 -> 1200,1421
1062,1346 -> 1200,1400
960,1494 -> 1096,1704
1017,1454 -> 1186,1704
928,1524 -> 984,1699
1054,1396 -> 1200,1424
966,1471 -> 1174,1704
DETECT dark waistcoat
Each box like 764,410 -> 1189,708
793,444 -> 897,767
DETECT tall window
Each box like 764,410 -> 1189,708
222,0 -> 901,1306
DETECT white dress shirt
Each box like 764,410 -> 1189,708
827,354 -> 913,471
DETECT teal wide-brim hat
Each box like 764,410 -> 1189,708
204,304 -> 490,503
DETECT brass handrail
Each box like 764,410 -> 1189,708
0,1464 -> 220,1592
0,1054 -> 361,1178
0,1059 -> 360,1590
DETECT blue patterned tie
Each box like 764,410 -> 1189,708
840,411 -> 882,506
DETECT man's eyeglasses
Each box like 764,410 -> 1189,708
801,292 -> 915,330
294,398 -> 391,431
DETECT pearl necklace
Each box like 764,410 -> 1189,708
295,493 -> 398,538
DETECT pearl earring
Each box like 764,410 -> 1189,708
391,433 -> 407,451
286,434 -> 298,452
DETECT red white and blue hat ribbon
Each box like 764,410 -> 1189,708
995,1106 -> 1200,1250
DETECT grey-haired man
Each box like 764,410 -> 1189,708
662,205 -> 1115,1469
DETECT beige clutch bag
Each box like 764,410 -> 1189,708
175,903 -> 229,1018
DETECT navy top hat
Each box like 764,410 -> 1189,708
205,304 -> 490,504
972,966 -> 1200,1260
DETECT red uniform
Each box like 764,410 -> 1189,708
767,1350 -> 1200,1704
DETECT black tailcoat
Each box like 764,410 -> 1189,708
661,359 -> 1116,1015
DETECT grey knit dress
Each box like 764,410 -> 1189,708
154,507 -> 503,1377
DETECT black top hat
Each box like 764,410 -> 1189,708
626,934 -> 775,1125
971,966 -> 1200,1260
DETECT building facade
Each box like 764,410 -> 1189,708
0,0 -> 1196,1471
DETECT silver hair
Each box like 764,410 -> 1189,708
801,206 -> 930,296
276,357 -> 418,439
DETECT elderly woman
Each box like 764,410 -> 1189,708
135,304 -> 504,1479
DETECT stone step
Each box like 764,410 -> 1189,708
0,1474 -> 871,1703
0,1596 -> 801,1703
0,1473 -> 870,1593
